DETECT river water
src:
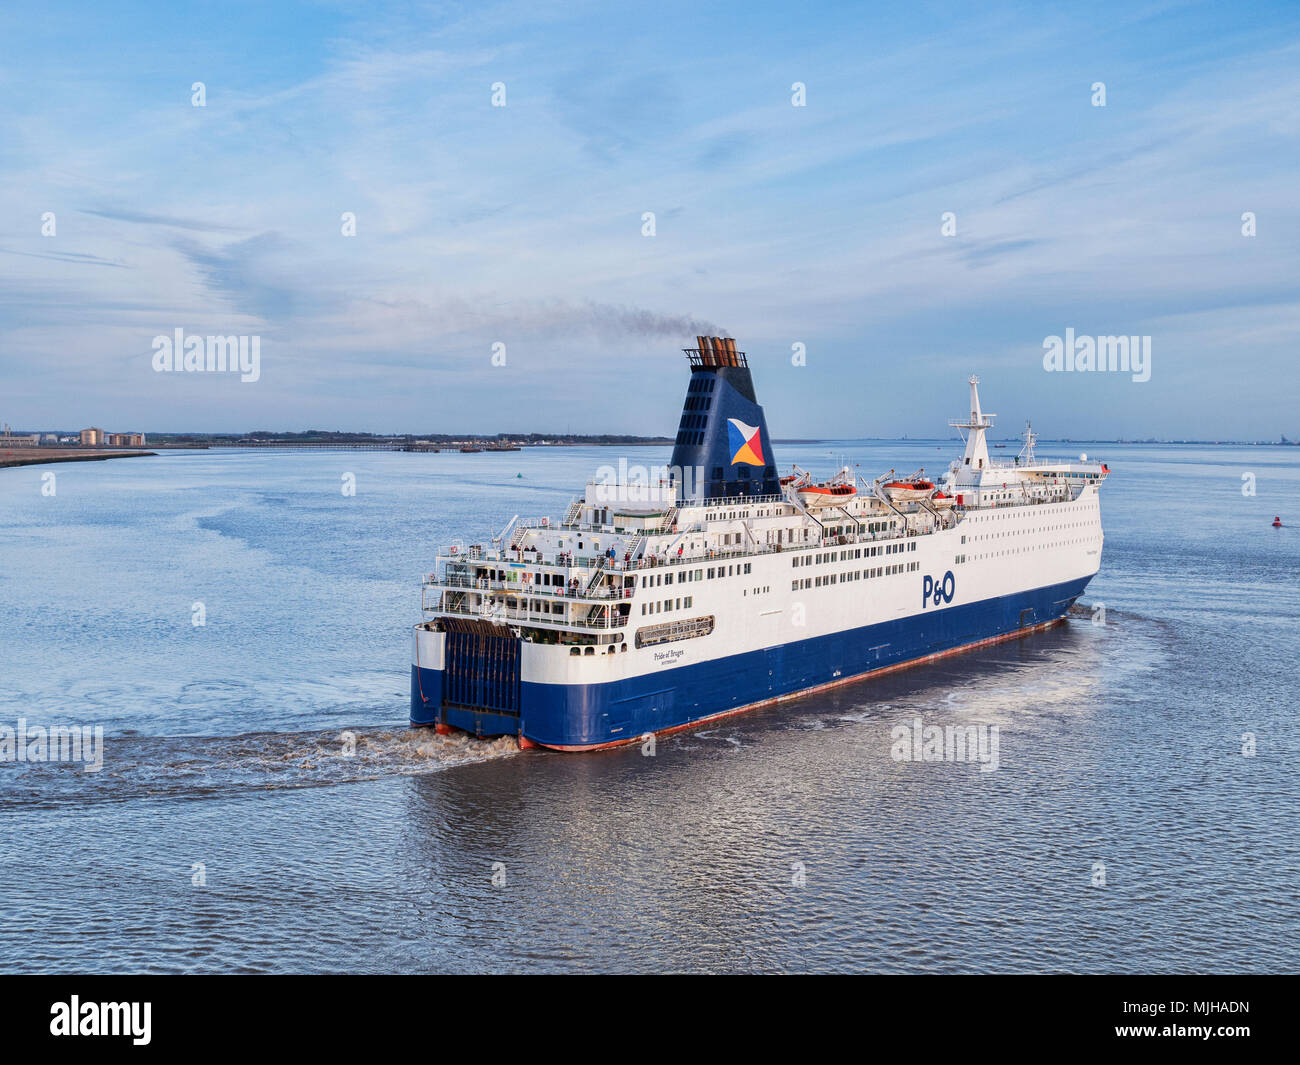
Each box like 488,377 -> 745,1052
1,442 -> 1296,972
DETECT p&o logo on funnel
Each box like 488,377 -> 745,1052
728,418 -> 765,466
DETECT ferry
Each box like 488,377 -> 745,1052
412,336 -> 1107,750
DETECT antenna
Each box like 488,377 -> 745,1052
1018,420 -> 1037,464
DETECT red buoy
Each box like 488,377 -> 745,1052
1273,516 -> 1283,527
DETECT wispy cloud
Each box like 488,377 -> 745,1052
80,207 -> 245,233
0,2 -> 1297,438
0,247 -> 129,268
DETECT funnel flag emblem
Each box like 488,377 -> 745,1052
728,418 -> 765,466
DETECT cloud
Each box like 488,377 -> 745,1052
170,233 -> 299,322
80,207 -> 244,233
695,131 -> 756,170
1,4 -> 1298,437
0,247 -> 129,268
549,67 -> 683,161
957,238 -> 1044,268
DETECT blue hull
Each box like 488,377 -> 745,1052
412,575 -> 1093,749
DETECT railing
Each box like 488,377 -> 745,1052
440,543 -> 488,560
691,493 -> 785,509
425,573 -> 632,601
435,597 -> 629,630
635,614 -> 715,649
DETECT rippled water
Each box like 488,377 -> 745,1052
1,442 -> 1297,972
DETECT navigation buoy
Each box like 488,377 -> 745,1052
1273,516 -> 1282,527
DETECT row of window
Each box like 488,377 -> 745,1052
790,561 -> 918,590
519,599 -> 566,614
791,540 -> 917,567
706,504 -> 781,521
639,562 -> 754,590
641,596 -> 694,615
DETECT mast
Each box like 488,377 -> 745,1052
1017,420 -> 1037,465
949,375 -> 995,471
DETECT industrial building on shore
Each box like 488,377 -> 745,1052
78,428 -> 146,447
1,425 -> 146,448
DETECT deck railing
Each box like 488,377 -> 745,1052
431,597 -> 630,630
426,573 -> 632,601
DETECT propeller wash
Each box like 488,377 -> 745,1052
412,337 -> 1108,751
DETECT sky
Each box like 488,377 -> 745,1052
1,0 -> 1298,440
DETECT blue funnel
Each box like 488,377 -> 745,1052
668,336 -> 780,502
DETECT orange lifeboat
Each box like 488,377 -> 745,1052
798,481 -> 857,507
789,465 -> 857,508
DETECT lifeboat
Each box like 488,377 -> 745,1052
930,491 -> 956,509
798,481 -> 857,507
789,464 -> 857,508
883,478 -> 935,502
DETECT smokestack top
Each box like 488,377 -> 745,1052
685,336 -> 746,369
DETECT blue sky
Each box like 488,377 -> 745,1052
2,0 -> 1298,439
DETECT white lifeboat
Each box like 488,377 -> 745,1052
882,476 -> 935,502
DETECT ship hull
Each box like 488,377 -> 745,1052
411,573 -> 1093,751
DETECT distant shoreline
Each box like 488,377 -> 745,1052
0,449 -> 156,470
3,438 -> 1292,469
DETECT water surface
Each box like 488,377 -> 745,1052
1,442 -> 1296,972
